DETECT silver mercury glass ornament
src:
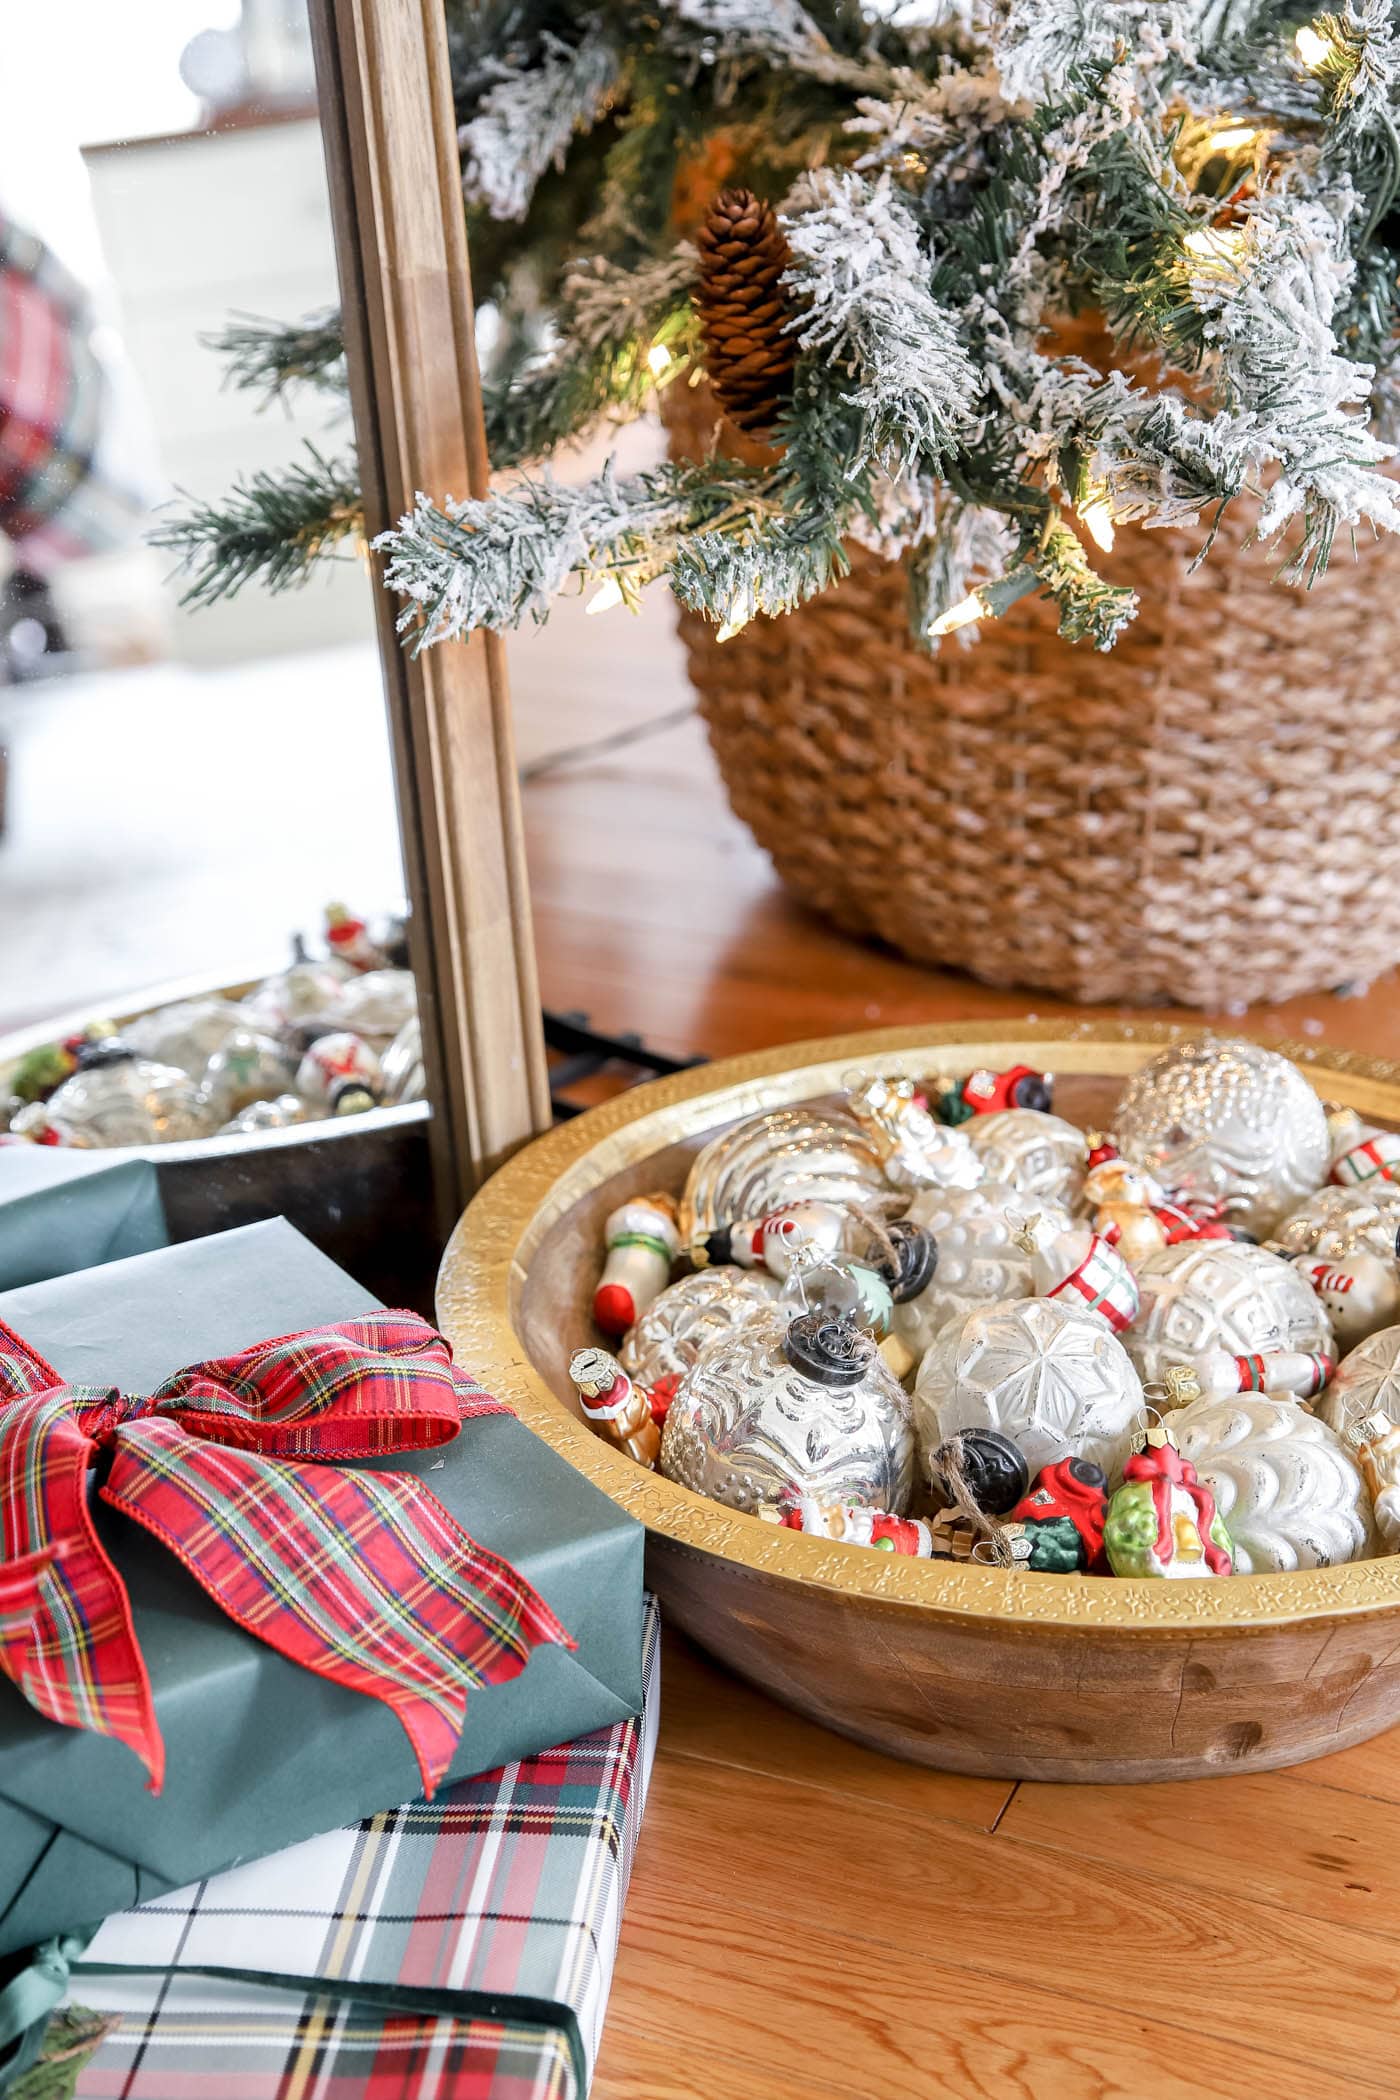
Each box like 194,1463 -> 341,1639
1271,1183 -> 1400,1263
894,1184 -> 1073,1362
658,1304 -> 915,1516
1113,1035 -> 1329,1236
965,1110 -> 1088,1208
1172,1393 -> 1375,1573
199,1028 -> 299,1120
379,1016 -> 426,1105
306,967 -> 418,1052
618,1267 -> 781,1388
679,1105 -> 891,1244
1126,1239 -> 1334,1389
914,1295 -> 1143,1486
39,1054 -> 214,1147
842,1070 -> 983,1192
1314,1324 -> 1400,1439
122,996 -> 262,1079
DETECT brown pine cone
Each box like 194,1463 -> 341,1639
694,188 -> 796,437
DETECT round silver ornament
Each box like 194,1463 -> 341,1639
380,1017 -> 425,1105
913,1295 -> 1144,1485
893,1185 -> 1072,1362
40,1057 -> 214,1148
1272,1183 -> 1400,1262
1127,1239 -> 1334,1388
1314,1324 -> 1400,1439
1172,1393 -> 1375,1573
217,1092 -> 311,1136
122,997 -> 261,1079
618,1267 -> 780,1388
307,968 -> 418,1052
1114,1036 -> 1329,1236
965,1110 -> 1087,1208
658,1305 -> 915,1516
199,1029 -> 298,1120
248,960 -> 354,1034
679,1106 -> 890,1243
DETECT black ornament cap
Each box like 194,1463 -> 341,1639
1013,1073 -> 1054,1114
884,1220 -> 937,1302
1065,1456 -> 1108,1494
782,1309 -> 871,1388
931,1428 -> 1030,1516
693,1227 -> 733,1269
76,1037 -> 136,1071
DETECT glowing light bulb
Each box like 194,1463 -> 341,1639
1184,223 -> 1244,262
586,576 -> 625,615
928,590 -> 987,638
1079,495 -> 1117,553
647,343 -> 673,376
1203,124 -> 1260,154
1296,23 -> 1330,67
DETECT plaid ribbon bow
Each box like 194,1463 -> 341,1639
0,1313 -> 573,1798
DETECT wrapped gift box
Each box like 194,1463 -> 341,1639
0,1153 -> 167,1289
0,1220 -> 645,1963
58,1598 -> 660,2100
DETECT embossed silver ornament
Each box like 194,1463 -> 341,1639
893,1185 -> 1071,1361
199,1028 -> 298,1120
380,1017 -> 425,1105
913,1296 -> 1144,1485
1127,1239 -> 1334,1389
965,1109 -> 1087,1208
679,1105 -> 890,1243
1314,1324 -> 1400,1439
307,968 -> 418,1051
217,1093 -> 311,1136
39,1057 -> 214,1147
658,1305 -> 915,1515
1172,1393 -> 1375,1573
619,1267 -> 780,1387
1114,1036 -> 1329,1235
1272,1183 -> 1400,1262
122,997 -> 261,1079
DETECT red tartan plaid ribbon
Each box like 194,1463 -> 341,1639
0,1313 -> 574,1799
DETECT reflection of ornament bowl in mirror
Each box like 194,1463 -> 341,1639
440,1022 -> 1400,1785
0,971 -> 431,1309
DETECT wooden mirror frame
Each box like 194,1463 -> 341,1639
307,0 -> 551,1226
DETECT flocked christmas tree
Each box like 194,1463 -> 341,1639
159,0 -> 1400,652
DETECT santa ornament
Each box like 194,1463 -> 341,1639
592,1193 -> 681,1336
767,1497 -> 935,1556
1004,1457 -> 1110,1574
843,1070 -> 983,1192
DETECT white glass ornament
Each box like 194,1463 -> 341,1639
1127,1240 -> 1333,1389
1172,1393 -> 1375,1573
1314,1325 -> 1400,1439
618,1267 -> 779,1388
217,1093 -> 310,1136
249,960 -> 354,1033
1029,1222 -> 1140,1334
199,1029 -> 298,1120
1330,1127 -> 1400,1189
680,1106 -> 889,1243
659,1306 -> 915,1515
1272,1183 -> 1400,1263
913,1296 -> 1144,1486
966,1109 -> 1087,1207
893,1186 -> 1071,1362
307,968 -> 418,1051
1113,1036 -> 1329,1235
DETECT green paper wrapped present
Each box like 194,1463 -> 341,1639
0,1154 -> 167,1290
0,1221 -> 645,1970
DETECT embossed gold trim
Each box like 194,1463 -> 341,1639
437,1021 -> 1400,1633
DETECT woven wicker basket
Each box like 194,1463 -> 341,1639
664,381 -> 1400,1009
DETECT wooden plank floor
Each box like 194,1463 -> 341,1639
504,592 -> 1400,2099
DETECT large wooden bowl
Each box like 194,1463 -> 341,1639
438,1022 -> 1400,1784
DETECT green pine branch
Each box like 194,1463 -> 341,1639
152,447 -> 364,607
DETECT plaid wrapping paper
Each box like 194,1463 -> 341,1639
61,1597 -> 660,2100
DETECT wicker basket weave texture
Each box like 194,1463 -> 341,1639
664,381 -> 1400,1008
